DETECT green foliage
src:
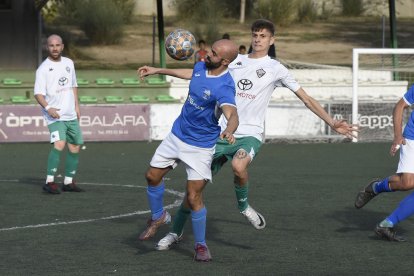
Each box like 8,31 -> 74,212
78,0 -> 124,45
44,0 -> 135,45
319,1 -> 333,20
341,0 -> 364,16
218,0 -> 255,19
112,0 -> 136,23
40,1 -> 60,24
254,0 -> 298,26
173,0 -> 221,44
297,0 -> 318,23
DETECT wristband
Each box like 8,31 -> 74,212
45,105 -> 51,111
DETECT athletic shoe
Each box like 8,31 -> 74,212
155,232 -> 183,251
43,182 -> 60,194
374,224 -> 406,242
139,211 -> 171,241
354,179 -> 380,209
62,182 -> 84,192
194,243 -> 212,262
241,205 -> 266,229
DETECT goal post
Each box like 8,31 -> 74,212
352,48 -> 414,142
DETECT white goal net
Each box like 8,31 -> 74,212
352,48 -> 414,142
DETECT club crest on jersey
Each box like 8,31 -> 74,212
237,79 -> 253,91
202,89 -> 211,100
235,61 -> 242,66
66,66 -> 70,73
256,68 -> 266,78
49,68 -> 54,72
58,77 -> 68,86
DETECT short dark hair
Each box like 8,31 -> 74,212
199,39 -> 206,45
251,19 -> 275,36
239,45 -> 246,51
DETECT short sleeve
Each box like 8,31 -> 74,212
34,67 -> 46,96
217,83 -> 236,107
403,85 -> 414,105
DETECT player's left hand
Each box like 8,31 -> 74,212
220,131 -> 236,144
332,120 -> 359,139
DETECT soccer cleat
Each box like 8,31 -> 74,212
43,182 -> 60,194
354,179 -> 380,209
194,243 -> 212,262
139,211 -> 171,241
155,232 -> 183,251
62,181 -> 84,192
241,205 -> 266,229
374,224 -> 406,242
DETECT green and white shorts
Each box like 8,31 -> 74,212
211,136 -> 262,176
48,120 -> 84,145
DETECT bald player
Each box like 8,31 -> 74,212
34,34 -> 84,194
137,39 -> 239,262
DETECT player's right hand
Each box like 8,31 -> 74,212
47,107 -> 60,119
390,137 -> 405,156
220,131 -> 236,144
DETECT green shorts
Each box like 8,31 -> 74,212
48,120 -> 84,145
211,136 -> 262,176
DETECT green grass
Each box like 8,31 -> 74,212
0,142 -> 413,275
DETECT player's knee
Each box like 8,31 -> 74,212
186,191 -> 202,207
401,178 -> 414,190
54,140 -> 66,151
232,162 -> 247,177
145,170 -> 160,185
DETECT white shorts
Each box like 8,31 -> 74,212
150,132 -> 214,181
397,139 -> 414,174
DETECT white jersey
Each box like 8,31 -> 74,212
219,54 -> 301,142
34,57 -> 78,124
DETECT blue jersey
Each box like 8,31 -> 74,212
403,84 -> 414,139
172,62 -> 236,148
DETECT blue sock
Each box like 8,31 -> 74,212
147,182 -> 165,221
373,177 -> 392,194
387,191 -> 414,225
191,207 -> 207,246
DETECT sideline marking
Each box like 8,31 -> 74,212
0,180 -> 184,232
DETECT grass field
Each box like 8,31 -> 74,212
1,141 -> 413,275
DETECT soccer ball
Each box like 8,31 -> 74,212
165,29 -> 196,61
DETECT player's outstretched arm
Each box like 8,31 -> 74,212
137,66 -> 193,80
220,105 -> 239,144
390,98 -> 408,156
295,87 -> 358,139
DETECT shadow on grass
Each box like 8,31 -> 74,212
327,206 -> 408,241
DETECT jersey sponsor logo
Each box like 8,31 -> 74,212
49,68 -> 54,72
237,79 -> 253,91
66,66 -> 71,73
187,95 -> 205,110
237,92 -> 256,100
202,89 -> 211,100
256,68 -> 266,78
235,61 -> 242,66
58,77 -> 68,86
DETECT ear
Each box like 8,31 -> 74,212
221,59 -> 231,66
269,36 -> 275,46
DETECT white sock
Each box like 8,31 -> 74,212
46,175 -> 54,183
64,177 -> 73,185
